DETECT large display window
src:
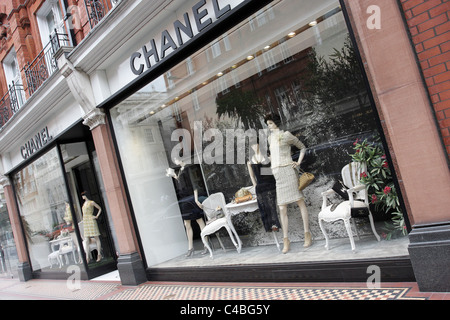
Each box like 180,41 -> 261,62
110,0 -> 409,269
0,199 -> 19,278
12,141 -> 116,277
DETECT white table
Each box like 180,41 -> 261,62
49,236 -> 78,266
225,198 -> 259,216
225,197 -> 280,251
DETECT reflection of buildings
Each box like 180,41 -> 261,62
14,151 -> 67,235
158,5 -> 370,148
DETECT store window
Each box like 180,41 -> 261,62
110,0 -> 409,269
0,196 -> 19,278
12,142 -> 116,276
13,147 -> 85,274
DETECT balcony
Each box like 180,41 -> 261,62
0,0 -> 120,131
23,31 -> 70,96
0,82 -> 26,128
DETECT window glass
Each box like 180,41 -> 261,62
0,200 -> 19,278
13,147 -> 85,274
111,0 -> 409,268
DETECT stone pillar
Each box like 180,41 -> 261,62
57,49 -> 147,286
83,109 -> 147,286
0,176 -> 32,282
342,0 -> 450,292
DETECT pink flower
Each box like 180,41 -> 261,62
353,139 -> 359,146
383,186 -> 391,194
371,194 -> 377,204
360,172 -> 368,178
382,161 -> 388,168
381,154 -> 386,159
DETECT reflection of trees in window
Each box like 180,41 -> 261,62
299,36 -> 376,147
302,36 -> 369,110
216,90 -> 264,130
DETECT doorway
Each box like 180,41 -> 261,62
60,141 -> 117,278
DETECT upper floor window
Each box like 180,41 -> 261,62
36,0 -> 64,47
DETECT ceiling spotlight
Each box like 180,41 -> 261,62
247,55 -> 254,60
288,32 -> 296,37
217,72 -> 224,77
309,20 -> 317,26
264,45 -> 271,50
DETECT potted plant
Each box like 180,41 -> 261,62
350,137 -> 407,239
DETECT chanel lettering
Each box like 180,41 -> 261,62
130,0 -> 233,75
20,127 -> 53,160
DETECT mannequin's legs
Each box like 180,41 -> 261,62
83,238 -> 90,262
196,218 -> 206,231
184,220 -> 195,257
279,200 -> 312,253
94,236 -> 102,262
297,199 -> 312,247
279,204 -> 290,253
184,220 -> 194,250
196,218 -> 209,255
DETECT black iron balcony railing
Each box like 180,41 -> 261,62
23,31 -> 70,96
0,1 -> 119,130
85,0 -> 108,29
0,82 -> 26,128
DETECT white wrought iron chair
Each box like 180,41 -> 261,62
58,236 -> 79,266
318,162 -> 381,252
200,193 -> 242,259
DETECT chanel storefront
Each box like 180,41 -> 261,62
97,0 -> 414,282
4,0 -> 447,288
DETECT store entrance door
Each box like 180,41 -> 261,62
61,142 -> 117,278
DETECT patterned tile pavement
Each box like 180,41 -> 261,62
108,283 -> 425,300
0,278 -> 448,301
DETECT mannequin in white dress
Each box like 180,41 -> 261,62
264,114 -> 312,253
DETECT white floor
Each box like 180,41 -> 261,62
91,270 -> 121,282
153,235 -> 410,268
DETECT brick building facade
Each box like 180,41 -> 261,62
400,0 -> 450,157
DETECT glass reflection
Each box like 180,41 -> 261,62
111,0 -> 408,268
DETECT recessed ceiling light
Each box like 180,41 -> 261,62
288,32 -> 296,37
247,55 -> 254,60
309,20 -> 317,26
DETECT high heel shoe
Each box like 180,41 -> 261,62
303,231 -> 313,248
282,238 -> 290,254
185,248 -> 194,258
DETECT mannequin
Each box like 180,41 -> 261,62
247,142 -> 281,232
183,189 -> 207,257
264,114 -> 312,253
81,191 -> 102,263
63,202 -> 73,225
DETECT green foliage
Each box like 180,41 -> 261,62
350,137 -> 407,239
216,90 -> 264,130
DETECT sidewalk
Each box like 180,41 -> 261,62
0,271 -> 448,301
